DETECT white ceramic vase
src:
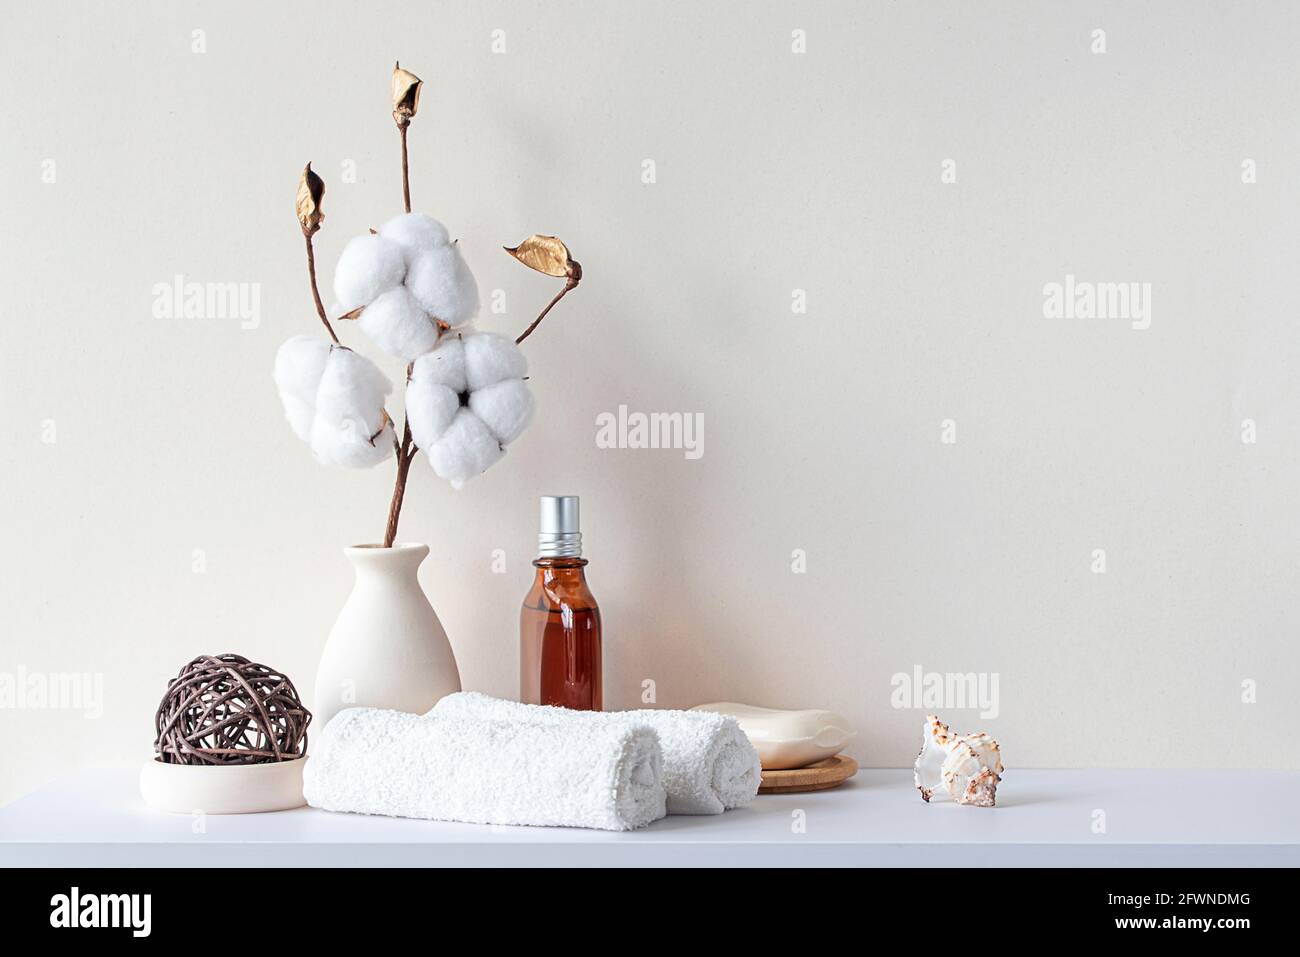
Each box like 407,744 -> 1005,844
314,543 -> 461,728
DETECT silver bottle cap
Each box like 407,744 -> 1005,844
538,495 -> 582,558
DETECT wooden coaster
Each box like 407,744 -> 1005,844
759,754 -> 858,794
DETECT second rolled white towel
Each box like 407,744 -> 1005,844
304,707 -> 666,831
432,692 -> 762,815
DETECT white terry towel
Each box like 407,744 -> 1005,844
432,692 -> 762,815
303,707 -> 666,831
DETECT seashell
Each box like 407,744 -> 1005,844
914,714 -> 1004,807
913,714 -> 953,803
691,702 -> 856,770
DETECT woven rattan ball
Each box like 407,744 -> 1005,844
154,653 -> 312,765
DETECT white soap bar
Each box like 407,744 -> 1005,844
690,702 -> 856,770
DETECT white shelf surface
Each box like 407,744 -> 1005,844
1,767 -> 1296,867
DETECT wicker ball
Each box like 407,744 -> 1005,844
154,653 -> 312,765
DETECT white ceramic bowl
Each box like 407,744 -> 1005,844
139,756 -> 307,814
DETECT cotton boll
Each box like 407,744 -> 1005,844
311,411 -> 392,468
463,332 -> 527,391
319,347 -> 392,427
407,331 -> 535,486
313,417 -> 396,468
273,335 -> 331,404
406,379 -> 460,451
333,234 -> 406,312
378,212 -> 450,265
273,336 -> 332,441
406,243 -> 479,327
359,286 -> 441,361
278,394 -> 316,443
309,347 -> 394,468
272,338 -> 395,468
469,378 -> 535,446
427,409 -> 504,487
411,334 -> 468,393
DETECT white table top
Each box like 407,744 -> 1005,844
2,767 -> 1295,867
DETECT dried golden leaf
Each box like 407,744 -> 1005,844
392,61 -> 422,121
504,235 -> 577,279
296,163 -> 325,235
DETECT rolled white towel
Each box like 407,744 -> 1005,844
432,692 -> 762,815
303,707 -> 666,831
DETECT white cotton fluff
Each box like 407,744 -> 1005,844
463,331 -> 527,390
426,409 -> 504,488
359,286 -> 440,360
333,214 -> 479,361
412,334 -> 467,392
469,379 -> 534,446
378,212 -> 450,265
405,331 -> 534,487
406,243 -> 479,328
333,234 -> 407,313
273,337 -> 394,469
405,381 -> 460,454
273,335 -> 331,442
310,347 -> 395,468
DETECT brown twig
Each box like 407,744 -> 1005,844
304,233 -> 340,345
380,97 -> 419,548
382,361 -> 420,548
392,62 -> 420,213
398,122 -> 412,214
516,272 -> 580,345
382,418 -> 415,548
379,63 -> 421,546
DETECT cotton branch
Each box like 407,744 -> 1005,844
381,61 -> 425,547
392,62 -> 422,215
516,271 -> 581,345
382,412 -> 416,549
505,235 -> 583,345
296,164 -> 339,345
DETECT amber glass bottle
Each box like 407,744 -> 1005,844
520,496 -> 602,710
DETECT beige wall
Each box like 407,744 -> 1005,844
3,0 -> 1299,805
